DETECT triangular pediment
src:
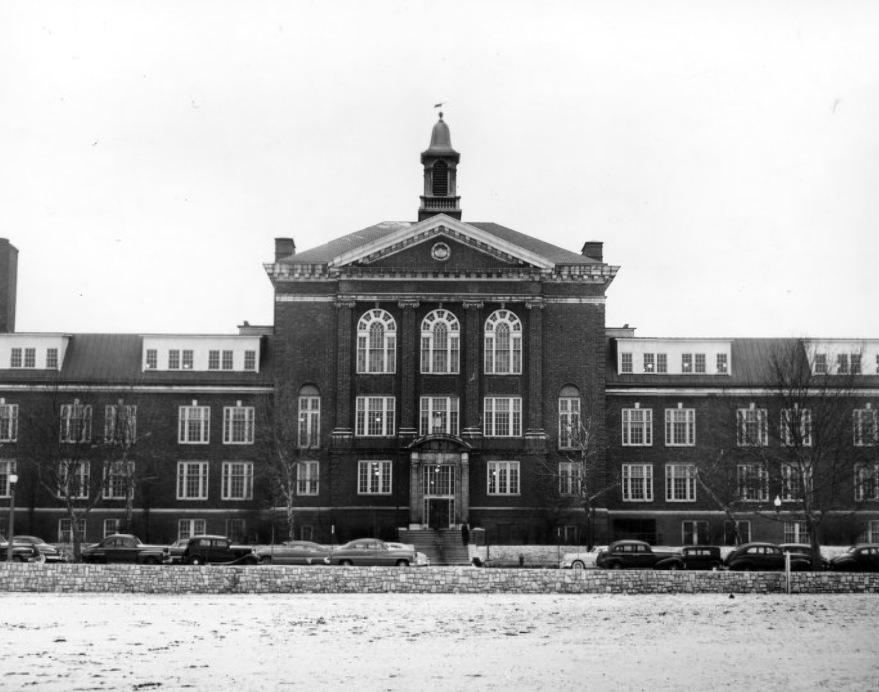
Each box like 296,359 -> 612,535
328,215 -> 556,271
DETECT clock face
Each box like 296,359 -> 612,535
431,242 -> 451,262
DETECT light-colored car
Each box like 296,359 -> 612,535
257,540 -> 330,565
385,542 -> 430,566
12,535 -> 67,563
559,546 -> 605,570
327,538 -> 419,567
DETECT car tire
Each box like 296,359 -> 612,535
242,557 -> 257,566
571,561 -> 585,570
187,555 -> 204,565
144,556 -> 159,565
396,559 -> 410,567
12,555 -> 24,563
260,556 -> 273,566
610,562 -> 623,570
667,562 -> 682,571
340,559 -> 353,566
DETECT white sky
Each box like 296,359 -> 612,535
1,1 -> 877,338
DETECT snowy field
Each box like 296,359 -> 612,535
1,592 -> 877,691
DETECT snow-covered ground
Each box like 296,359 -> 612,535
1,593 -> 877,691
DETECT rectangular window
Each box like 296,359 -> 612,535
297,460 -> 319,496
716,353 -> 728,374
145,349 -> 157,369
358,460 -> 392,494
420,397 -> 460,436
209,350 -> 220,370
355,397 -> 395,437
102,460 -> 134,500
724,520 -> 751,545
10,348 -> 22,368
781,463 -> 812,502
487,461 -> 520,495
656,353 -> 668,373
60,402 -> 93,443
58,518 -> 87,544
814,353 -> 827,374
559,461 -> 581,496
694,353 -> 706,373
177,461 -> 209,500
46,348 -> 59,369
622,406 -> 653,446
737,407 -> 768,446
837,353 -> 849,374
643,353 -> 655,373
182,350 -> 194,369
0,459 -> 16,498
681,353 -> 693,373
222,350 -> 234,370
57,461 -> 90,499
298,396 -> 321,448
226,518 -> 246,542
484,397 -> 522,437
0,403 -> 19,442
854,408 -> 878,446
223,405 -> 255,444
103,518 -> 122,538
558,397 -> 581,449
244,350 -> 256,371
737,464 -> 768,501
784,521 -> 809,544
178,518 -> 207,540
852,353 -> 862,374
24,348 -> 36,368
622,464 -> 653,501
221,461 -> 253,500
620,352 -> 633,373
854,463 -> 879,502
781,408 -> 812,446
682,520 -> 709,545
104,405 -> 137,444
666,464 -> 696,502
665,407 -> 695,446
861,520 -> 879,543
178,405 -> 210,444
168,349 -> 180,369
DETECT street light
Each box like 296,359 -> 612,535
6,473 -> 17,563
774,494 -> 782,516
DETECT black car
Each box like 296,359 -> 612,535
180,535 -> 258,565
80,534 -> 166,564
830,544 -> 879,572
724,542 -> 811,571
656,546 -> 723,570
778,543 -> 829,571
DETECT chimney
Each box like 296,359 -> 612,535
581,241 -> 603,263
0,238 -> 18,333
274,237 -> 296,261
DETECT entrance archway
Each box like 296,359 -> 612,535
408,436 -> 470,530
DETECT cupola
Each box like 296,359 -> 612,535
418,113 -> 462,221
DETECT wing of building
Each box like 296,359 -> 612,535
1,116 -> 877,553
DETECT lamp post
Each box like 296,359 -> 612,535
774,494 -> 782,515
6,473 -> 17,563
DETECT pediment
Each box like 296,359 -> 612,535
328,215 -> 556,271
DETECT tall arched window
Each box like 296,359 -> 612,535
298,384 -> 321,449
420,309 -> 460,374
356,309 -> 396,373
558,384 -> 581,450
484,309 -> 522,374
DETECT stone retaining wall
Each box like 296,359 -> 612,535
2,564 -> 879,595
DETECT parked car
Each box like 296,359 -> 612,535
385,542 -> 430,566
724,542 -> 811,571
779,543 -> 829,570
560,547 -> 605,570
830,544 -> 879,572
327,538 -> 419,567
595,540 -> 678,569
180,535 -> 258,565
80,534 -> 166,564
163,538 -> 191,565
0,535 -> 45,563
655,546 -> 723,571
12,535 -> 67,563
257,540 -> 331,565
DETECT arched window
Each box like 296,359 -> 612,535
298,384 -> 320,449
558,385 -> 581,449
432,161 -> 449,196
357,309 -> 396,373
420,309 -> 460,374
484,309 -> 522,374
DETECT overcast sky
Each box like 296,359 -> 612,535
2,1 -> 877,339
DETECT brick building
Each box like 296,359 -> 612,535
1,115 -> 877,549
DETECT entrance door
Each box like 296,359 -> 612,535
423,463 -> 455,529
428,499 -> 451,530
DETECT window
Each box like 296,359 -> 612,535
716,353 -> 728,374
57,461 -> 90,499
221,461 -> 253,500
737,464 -> 768,501
622,464 -> 653,501
420,309 -> 460,374
58,518 -> 87,543
852,353 -> 862,374
420,397 -> 460,436
837,353 -> 849,374
0,403 -> 18,442
814,353 -> 827,374
223,405 -> 255,444
226,518 -> 246,542
622,406 -> 652,446
484,310 -> 522,375
854,407 -> 878,446
103,518 -> 123,538
209,350 -> 220,370
559,461 -> 581,496
178,518 -> 206,539
355,397 -> 395,437
244,350 -> 256,371
222,350 -> 234,370
177,461 -> 209,500
780,407 -> 812,446
854,463 -> 879,502
145,349 -> 157,369
24,348 -> 36,368
356,309 -> 397,373
681,354 -> 693,373
298,389 -> 321,448
861,520 -> 879,543
10,348 -> 21,368
358,460 -> 392,494
784,521 -> 809,544
620,352 -> 633,374
60,402 -> 92,443
643,353 -> 654,373
104,404 -> 137,444
484,397 -> 522,437
682,520 -> 708,545
182,350 -> 194,369
46,348 -> 59,369
487,461 -> 520,495
168,349 -> 180,369
665,406 -> 695,446
178,404 -> 210,444
694,353 -> 706,373
737,406 -> 768,446
724,520 -> 751,545
781,463 -> 812,502
558,390 -> 581,449
666,464 -> 696,501
102,461 -> 133,500
0,459 -> 16,498
657,353 -> 668,373
297,460 -> 319,496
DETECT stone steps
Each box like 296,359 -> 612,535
399,529 -> 471,566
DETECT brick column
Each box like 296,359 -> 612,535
398,300 -> 420,441
462,301 -> 484,439
409,452 -> 423,528
525,298 -> 546,451
331,300 -> 356,446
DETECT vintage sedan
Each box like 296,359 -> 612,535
180,535 -> 258,565
0,535 -> 45,563
779,543 -> 830,570
724,542 -> 811,571
163,538 -> 190,565
12,535 -> 67,563
655,546 -> 724,571
830,544 -> 879,572
327,538 -> 419,567
80,534 -> 165,564
559,547 -> 605,570
256,540 -> 330,565
385,542 -> 430,566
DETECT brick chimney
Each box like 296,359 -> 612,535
581,241 -> 603,263
0,239 -> 18,333
274,238 -> 296,261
